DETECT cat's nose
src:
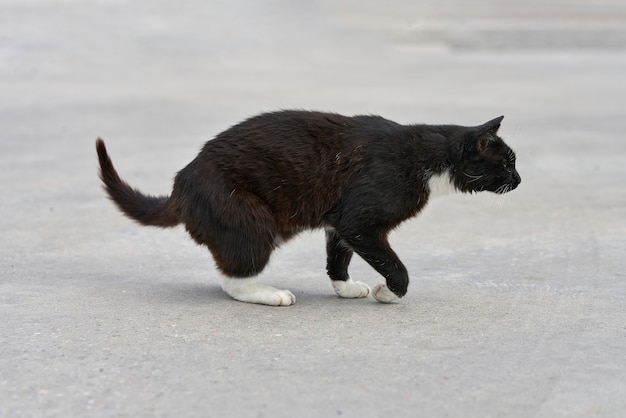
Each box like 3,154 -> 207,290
511,170 -> 521,189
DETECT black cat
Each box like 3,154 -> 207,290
96,110 -> 520,306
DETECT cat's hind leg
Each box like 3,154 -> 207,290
212,218 -> 296,306
325,229 -> 370,298
221,277 -> 296,306
185,185 -> 297,306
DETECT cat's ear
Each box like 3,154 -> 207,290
476,116 -> 504,152
479,116 -> 504,134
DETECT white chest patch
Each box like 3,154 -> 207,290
428,171 -> 457,198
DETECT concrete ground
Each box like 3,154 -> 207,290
1,0 -> 625,416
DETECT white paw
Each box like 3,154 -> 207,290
332,279 -> 371,298
372,284 -> 399,303
222,277 -> 296,306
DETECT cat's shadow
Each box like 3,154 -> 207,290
152,282 -> 229,305
149,282 -> 343,307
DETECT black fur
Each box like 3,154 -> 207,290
97,110 -> 520,298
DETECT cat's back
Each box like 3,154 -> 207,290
197,110 -> 365,163
216,110 -> 353,143
194,110 -> 412,174
190,110 -> 366,194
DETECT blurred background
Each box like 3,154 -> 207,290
4,0 -> 626,140
2,1 -> 625,416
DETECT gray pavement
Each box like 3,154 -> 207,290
1,1 -> 625,417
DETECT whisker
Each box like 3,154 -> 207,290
462,171 -> 483,179
462,171 -> 484,183
489,187 -> 511,213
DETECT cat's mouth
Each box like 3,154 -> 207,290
495,173 -> 521,194
495,184 -> 515,194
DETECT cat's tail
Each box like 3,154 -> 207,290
96,138 -> 180,227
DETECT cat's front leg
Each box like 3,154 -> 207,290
331,279 -> 371,299
325,229 -> 371,298
341,232 -> 408,304
371,283 -> 399,303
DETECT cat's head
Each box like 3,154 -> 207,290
452,116 -> 521,194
